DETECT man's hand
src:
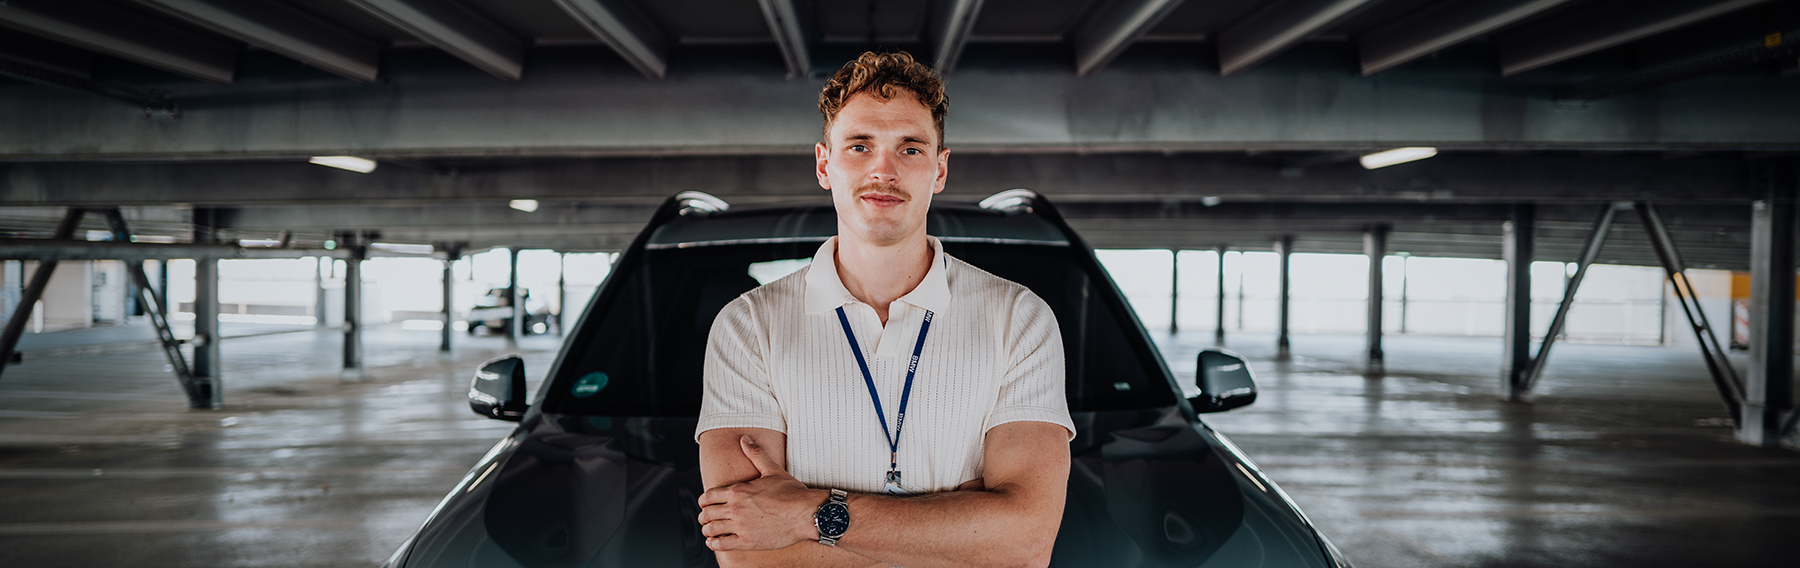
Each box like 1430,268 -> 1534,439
698,435 -> 828,552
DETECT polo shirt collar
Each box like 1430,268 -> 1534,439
804,236 -> 951,315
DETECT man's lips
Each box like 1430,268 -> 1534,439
859,193 -> 906,205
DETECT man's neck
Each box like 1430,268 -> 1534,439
834,231 -> 932,325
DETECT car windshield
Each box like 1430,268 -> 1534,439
541,240 -> 1177,416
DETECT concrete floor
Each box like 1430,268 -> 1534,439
0,323 -> 1795,567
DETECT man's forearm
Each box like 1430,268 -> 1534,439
833,483 -> 1060,568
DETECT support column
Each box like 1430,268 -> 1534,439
314,257 -> 328,328
1168,249 -> 1179,334
556,252 -> 567,336
1398,253 -> 1410,334
1744,163 -> 1797,446
341,233 -> 365,381
191,209 -> 223,408
1366,225 -> 1388,372
439,244 -> 461,353
508,248 -> 522,347
1275,235 -> 1294,360
1214,246 -> 1227,345
1501,204 -> 1535,402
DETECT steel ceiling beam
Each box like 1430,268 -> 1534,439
929,0 -> 985,74
344,0 -> 523,80
1498,0 -> 1768,76
553,0 -> 671,79
756,0 -> 810,78
0,32 -> 93,78
0,0 -> 237,83
1217,0 -> 1379,76
1359,0 -> 1575,76
0,153 -> 1759,207
137,0 -> 381,83
1072,0 -> 1187,76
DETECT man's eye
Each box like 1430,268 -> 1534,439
850,144 -> 868,152
902,148 -> 921,155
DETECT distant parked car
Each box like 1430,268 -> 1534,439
465,287 -> 553,336
384,190 -> 1352,568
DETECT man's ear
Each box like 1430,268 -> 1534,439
932,147 -> 950,194
815,142 -> 832,190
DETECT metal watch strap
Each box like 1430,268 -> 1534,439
817,488 -> 849,547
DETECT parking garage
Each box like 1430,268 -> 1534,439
3,0 -> 1800,566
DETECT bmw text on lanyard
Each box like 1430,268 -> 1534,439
834,306 -> 933,495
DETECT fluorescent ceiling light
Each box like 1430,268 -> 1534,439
309,156 -> 378,174
1360,147 -> 1437,170
509,199 -> 540,212
371,242 -> 435,255
238,239 -> 279,247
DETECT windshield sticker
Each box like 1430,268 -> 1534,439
572,372 -> 609,398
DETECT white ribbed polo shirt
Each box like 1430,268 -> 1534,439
696,236 -> 1074,495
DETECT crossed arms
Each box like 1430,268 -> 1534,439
696,421 -> 1070,568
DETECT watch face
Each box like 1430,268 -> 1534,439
815,502 -> 849,537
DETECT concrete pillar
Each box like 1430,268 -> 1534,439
1501,204 -> 1536,402
342,234 -> 365,381
440,250 -> 456,353
1168,249 -> 1179,334
556,252 -> 567,336
1398,254 -> 1410,334
507,248 -> 522,347
314,257 -> 328,328
1214,246 -> 1227,345
1275,235 -> 1293,360
1742,163 -> 1796,446
191,209 -> 223,409
1366,225 -> 1388,372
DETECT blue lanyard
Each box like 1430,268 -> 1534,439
835,306 -> 934,475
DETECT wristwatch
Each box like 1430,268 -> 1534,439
814,488 -> 850,546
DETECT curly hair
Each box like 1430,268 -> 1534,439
818,51 -> 948,149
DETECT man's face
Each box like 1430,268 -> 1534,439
816,90 -> 950,246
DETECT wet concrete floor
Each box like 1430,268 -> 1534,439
0,324 -> 1795,567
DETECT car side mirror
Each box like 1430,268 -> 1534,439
1189,349 -> 1257,413
469,355 -> 528,421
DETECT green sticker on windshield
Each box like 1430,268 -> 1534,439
572,372 -> 609,398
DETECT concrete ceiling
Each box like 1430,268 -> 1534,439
0,0 -> 1797,265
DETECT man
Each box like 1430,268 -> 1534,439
694,51 -> 1074,568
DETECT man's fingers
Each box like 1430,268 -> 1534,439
697,505 -> 729,526
739,435 -> 783,478
700,520 -> 735,538
697,488 -> 725,508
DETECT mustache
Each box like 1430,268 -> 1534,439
852,184 -> 910,201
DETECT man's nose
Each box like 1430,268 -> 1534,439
867,151 -> 899,183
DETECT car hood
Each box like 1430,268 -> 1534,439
393,409 -> 1331,568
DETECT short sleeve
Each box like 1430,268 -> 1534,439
985,289 -> 1076,441
695,295 -> 787,441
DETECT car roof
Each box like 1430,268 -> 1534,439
646,201 -> 1071,249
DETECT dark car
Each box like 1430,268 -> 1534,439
384,190 -> 1352,568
